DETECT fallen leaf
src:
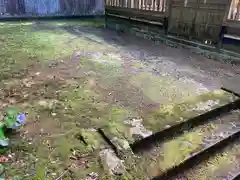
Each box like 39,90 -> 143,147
0,156 -> 9,163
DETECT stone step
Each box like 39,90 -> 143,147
101,89 -> 239,152
169,136 -> 240,180
140,110 -> 240,179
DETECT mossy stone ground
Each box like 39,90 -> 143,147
138,110 -> 240,178
169,141 -> 240,180
0,19 -> 239,179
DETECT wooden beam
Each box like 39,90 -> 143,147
223,20 -> 240,28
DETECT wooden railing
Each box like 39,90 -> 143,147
105,0 -> 166,12
228,0 -> 240,21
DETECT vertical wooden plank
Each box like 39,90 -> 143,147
225,0 -> 233,21
140,0 -> 143,9
229,0 -> 235,19
149,0 -> 152,10
167,0 -> 173,32
235,0 -> 240,20
136,0 -> 139,9
164,0 -> 169,15
156,0 -> 160,11
63,0 -> 71,13
191,0 -> 199,39
161,0 -> 164,12
153,0 -> 156,11
127,0 -> 131,8
120,0 -> 123,7
184,0 -> 188,7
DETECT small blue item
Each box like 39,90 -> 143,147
11,113 -> 26,130
17,113 -> 26,125
0,139 -> 9,147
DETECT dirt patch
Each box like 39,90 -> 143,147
97,76 -> 160,115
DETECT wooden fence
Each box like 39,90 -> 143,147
105,0 -> 168,26
105,0 -> 166,12
0,0 -> 104,17
105,0 -> 240,43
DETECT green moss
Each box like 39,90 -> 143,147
34,162 -> 46,180
0,20 -> 113,81
160,130 -> 203,169
79,128 -> 106,151
142,130 -> 204,177
144,90 -> 236,132
191,151 -> 234,180
101,105 -> 136,141
80,52 -> 124,82
0,20 -> 122,179
131,62 -> 146,69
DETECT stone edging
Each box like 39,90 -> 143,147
105,20 -> 240,65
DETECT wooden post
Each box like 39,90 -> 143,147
166,0 -> 172,35
190,0 -> 199,40
163,16 -> 168,35
217,26 -> 227,51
